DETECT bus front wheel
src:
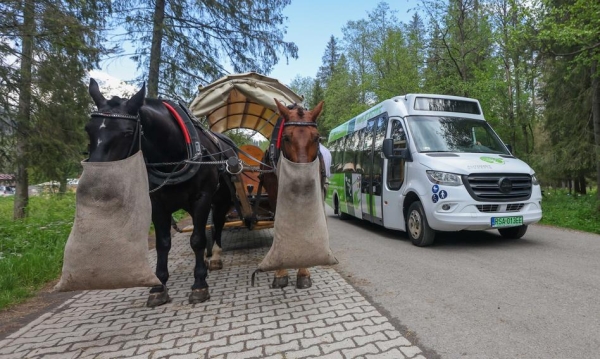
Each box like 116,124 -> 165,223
498,225 -> 528,239
407,202 -> 435,247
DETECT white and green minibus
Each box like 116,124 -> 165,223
325,94 -> 543,246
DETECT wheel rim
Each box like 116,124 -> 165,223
408,209 -> 421,239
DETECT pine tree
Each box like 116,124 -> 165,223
317,35 -> 341,87
1,0 -> 111,218
113,0 -> 298,100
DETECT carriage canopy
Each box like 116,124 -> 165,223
189,72 -> 304,139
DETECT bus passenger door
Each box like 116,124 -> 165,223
360,115 -> 386,225
382,119 -> 408,230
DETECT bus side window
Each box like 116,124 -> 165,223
387,120 -> 406,191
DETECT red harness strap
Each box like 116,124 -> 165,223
162,101 -> 192,144
276,118 -> 286,149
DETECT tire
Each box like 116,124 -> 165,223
498,225 -> 527,239
406,201 -> 435,247
339,211 -> 351,220
335,196 -> 351,220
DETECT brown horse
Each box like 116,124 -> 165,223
260,99 -> 325,289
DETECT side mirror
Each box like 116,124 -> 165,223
505,143 -> 513,155
383,138 -> 406,159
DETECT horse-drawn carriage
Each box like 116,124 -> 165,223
61,72 -> 332,306
188,72 -> 304,232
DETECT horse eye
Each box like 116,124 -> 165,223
282,135 -> 290,142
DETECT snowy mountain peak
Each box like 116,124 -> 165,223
88,70 -> 139,98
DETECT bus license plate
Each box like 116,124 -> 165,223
491,216 -> 523,228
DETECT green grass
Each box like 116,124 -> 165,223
0,189 -> 598,311
0,194 -> 190,311
539,189 -> 600,235
0,194 -> 76,309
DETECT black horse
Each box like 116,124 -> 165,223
86,78 -> 236,307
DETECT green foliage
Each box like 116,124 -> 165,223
113,0 -> 298,100
288,76 -> 314,108
0,194 -> 76,309
1,0 -> 112,218
539,189 -> 600,234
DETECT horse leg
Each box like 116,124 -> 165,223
206,200 -> 228,270
147,212 -> 172,307
296,268 -> 312,289
272,269 -> 289,288
189,193 -> 212,304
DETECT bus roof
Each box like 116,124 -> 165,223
328,94 -> 484,142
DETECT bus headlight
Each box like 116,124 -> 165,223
531,173 -> 540,185
426,170 -> 463,186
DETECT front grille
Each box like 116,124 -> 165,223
476,205 -> 499,212
476,203 -> 525,213
463,173 -> 532,202
506,203 -> 525,212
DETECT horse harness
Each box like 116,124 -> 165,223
90,101 -> 231,189
90,111 -> 141,159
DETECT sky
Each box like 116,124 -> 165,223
98,0 -> 420,87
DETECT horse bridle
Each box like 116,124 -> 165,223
90,112 -> 142,159
278,121 -> 320,161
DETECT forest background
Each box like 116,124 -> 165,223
1,0 -> 600,220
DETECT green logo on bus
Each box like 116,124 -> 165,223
480,156 -> 505,164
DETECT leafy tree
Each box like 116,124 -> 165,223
342,19 -> 373,104
321,55 -> 366,135
289,75 -> 314,108
422,0 -> 495,97
537,58 -> 595,192
488,0 -> 541,158
113,0 -> 299,100
538,0 -> 600,199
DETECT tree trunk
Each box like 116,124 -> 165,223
13,0 -> 34,220
591,60 -> 600,201
574,176 -> 581,194
578,172 -> 586,195
147,0 -> 165,98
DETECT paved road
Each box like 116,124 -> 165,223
326,207 -> 600,359
0,227 -> 428,359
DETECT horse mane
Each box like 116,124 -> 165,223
286,103 -> 305,119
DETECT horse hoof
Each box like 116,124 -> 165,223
189,288 -> 210,304
146,289 -> 171,307
272,276 -> 289,289
296,276 -> 312,289
207,258 -> 223,271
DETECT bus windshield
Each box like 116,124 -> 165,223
406,116 -> 510,155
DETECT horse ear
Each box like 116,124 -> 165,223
126,82 -> 146,114
310,101 -> 324,122
274,98 -> 290,120
89,78 -> 106,108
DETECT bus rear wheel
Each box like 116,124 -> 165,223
335,197 -> 351,220
407,202 -> 435,247
498,225 -> 527,239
